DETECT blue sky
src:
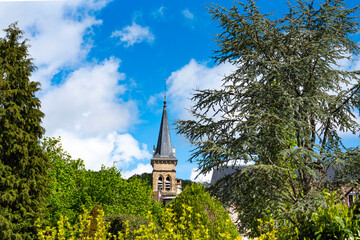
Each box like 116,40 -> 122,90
0,0 -> 358,181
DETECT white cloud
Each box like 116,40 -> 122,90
0,0 -> 154,172
157,6 -> 165,15
182,9 -> 194,20
40,58 -> 151,170
41,58 -> 135,138
122,163 -> 152,179
32,19 -> 100,90
111,22 -> 154,47
329,54 -> 360,138
111,134 -> 151,165
152,6 -> 165,19
55,131 -> 151,171
0,0 -> 108,3
338,112 -> 360,138
190,168 -> 213,183
147,95 -> 157,106
0,0 -> 61,2
0,0 -> 107,91
167,59 -> 236,119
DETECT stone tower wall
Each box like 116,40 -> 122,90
152,170 -> 177,193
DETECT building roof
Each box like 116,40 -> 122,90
210,165 -> 248,185
154,101 -> 175,159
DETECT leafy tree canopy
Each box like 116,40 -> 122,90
176,0 -> 360,236
128,172 -> 152,186
43,137 -> 163,225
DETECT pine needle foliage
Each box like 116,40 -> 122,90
0,23 -> 49,239
176,0 -> 360,236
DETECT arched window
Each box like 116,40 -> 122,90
158,176 -> 163,191
165,176 -> 171,191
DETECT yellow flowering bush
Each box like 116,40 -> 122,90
37,207 -> 119,240
167,183 -> 240,239
38,205 -> 241,240
256,218 -> 277,240
132,206 -> 241,240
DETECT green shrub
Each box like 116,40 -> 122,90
132,207 -> 242,239
37,184 -> 240,239
167,183 -> 240,239
37,206 -> 241,240
106,214 -> 151,239
43,137 -> 163,225
258,190 -> 360,240
37,206 -> 113,240
309,191 -> 360,240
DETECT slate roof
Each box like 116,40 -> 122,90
210,165 -> 248,185
154,101 -> 175,158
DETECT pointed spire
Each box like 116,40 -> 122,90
154,99 -> 175,158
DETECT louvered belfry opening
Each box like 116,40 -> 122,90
165,176 -> 171,191
158,176 -> 163,191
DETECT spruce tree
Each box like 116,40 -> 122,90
0,23 -> 49,239
176,0 -> 360,235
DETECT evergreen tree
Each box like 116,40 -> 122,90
0,23 -> 49,239
176,0 -> 360,236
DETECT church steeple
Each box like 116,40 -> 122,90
154,100 -> 175,158
151,82 -> 181,204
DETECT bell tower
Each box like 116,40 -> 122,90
151,99 -> 181,204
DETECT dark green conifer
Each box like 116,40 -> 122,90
0,23 -> 49,239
